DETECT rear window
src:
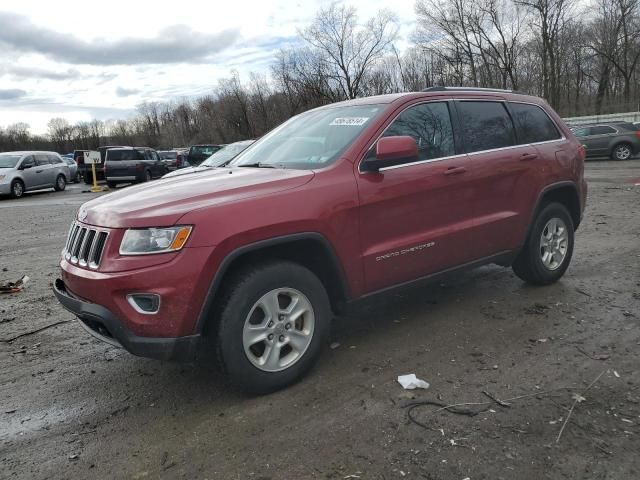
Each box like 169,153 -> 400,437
591,126 -> 616,135
456,101 -> 515,153
107,150 -> 140,161
510,103 -> 561,144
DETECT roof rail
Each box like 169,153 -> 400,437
422,86 -> 524,94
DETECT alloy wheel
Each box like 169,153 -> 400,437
539,217 -> 569,271
242,288 -> 315,372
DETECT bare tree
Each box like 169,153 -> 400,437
300,3 -> 399,99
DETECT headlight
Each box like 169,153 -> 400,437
119,226 -> 192,255
0,175 -> 5,181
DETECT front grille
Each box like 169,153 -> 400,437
63,222 -> 109,269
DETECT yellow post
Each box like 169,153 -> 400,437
90,161 -> 103,192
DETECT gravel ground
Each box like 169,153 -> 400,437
1,161 -> 639,480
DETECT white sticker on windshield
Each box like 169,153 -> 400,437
330,117 -> 370,126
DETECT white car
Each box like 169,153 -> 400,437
163,140 -> 255,179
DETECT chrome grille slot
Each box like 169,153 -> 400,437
63,222 -> 109,269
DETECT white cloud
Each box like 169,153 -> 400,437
0,0 -> 416,134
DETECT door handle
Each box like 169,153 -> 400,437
444,166 -> 467,175
520,152 -> 538,161
35,169 -> 43,173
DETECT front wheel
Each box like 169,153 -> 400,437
216,261 -> 331,394
54,175 -> 66,191
512,202 -> 574,285
611,143 -> 632,161
10,180 -> 25,198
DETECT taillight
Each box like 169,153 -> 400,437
577,145 -> 586,161
635,131 -> 640,139
136,164 -> 144,171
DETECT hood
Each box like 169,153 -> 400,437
0,167 -> 17,173
162,166 -> 208,179
80,167 -> 314,228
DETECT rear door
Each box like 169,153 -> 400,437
453,99 -> 541,258
356,100 -> 477,293
35,154 -> 55,187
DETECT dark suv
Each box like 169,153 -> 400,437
572,122 -> 640,160
103,147 -> 165,188
54,87 -> 587,394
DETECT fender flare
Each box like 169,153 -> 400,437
194,232 -> 351,334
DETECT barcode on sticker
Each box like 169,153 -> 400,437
330,117 -> 369,126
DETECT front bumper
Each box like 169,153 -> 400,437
54,279 -> 201,361
0,182 -> 11,195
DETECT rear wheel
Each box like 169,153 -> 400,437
75,171 -> 82,183
54,174 -> 66,191
10,180 -> 25,199
611,143 -> 632,161
144,169 -> 151,182
215,261 -> 331,394
107,181 -> 118,189
512,202 -> 574,285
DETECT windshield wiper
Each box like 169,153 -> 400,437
237,162 -> 277,168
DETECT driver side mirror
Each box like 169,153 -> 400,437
20,162 -> 34,170
361,136 -> 419,172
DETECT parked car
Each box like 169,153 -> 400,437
76,146 -> 128,184
103,147 -> 165,188
187,144 -> 223,165
163,140 -> 254,179
572,122 -> 640,160
157,150 -> 186,171
61,156 -> 82,183
54,87 -> 587,394
0,151 -> 70,198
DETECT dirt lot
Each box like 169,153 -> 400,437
1,162 -> 639,480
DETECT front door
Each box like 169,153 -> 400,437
356,101 -> 476,293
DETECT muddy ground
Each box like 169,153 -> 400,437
1,161 -> 639,480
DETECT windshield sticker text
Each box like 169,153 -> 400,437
330,117 -> 370,126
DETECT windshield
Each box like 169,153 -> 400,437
202,141 -> 254,167
191,146 -> 220,156
0,155 -> 22,168
230,105 -> 383,169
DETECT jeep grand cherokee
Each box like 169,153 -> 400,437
54,87 -> 587,394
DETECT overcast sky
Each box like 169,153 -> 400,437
0,0 -> 416,134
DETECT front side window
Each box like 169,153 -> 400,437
510,103 -> 561,144
230,105 -> 384,169
457,101 -> 515,153
591,126 -> 616,135
379,102 -> 455,162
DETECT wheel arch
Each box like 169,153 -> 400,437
526,182 -> 582,241
610,140 -> 635,157
195,233 -> 351,335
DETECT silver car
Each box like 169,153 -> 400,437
0,151 -> 71,198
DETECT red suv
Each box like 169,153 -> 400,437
54,87 -> 587,393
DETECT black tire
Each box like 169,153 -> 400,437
144,169 -> 151,182
215,261 -> 331,394
512,202 -> 574,285
84,172 -> 93,185
54,175 -> 66,192
611,143 -> 633,161
75,172 -> 82,183
10,180 -> 25,199
107,181 -> 118,189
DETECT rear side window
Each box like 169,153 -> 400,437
510,103 -> 561,144
572,127 -> 590,137
381,102 -> 455,161
456,101 -> 515,153
591,126 -> 616,135
107,150 -> 138,161
48,154 -> 63,164
35,154 -> 50,166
